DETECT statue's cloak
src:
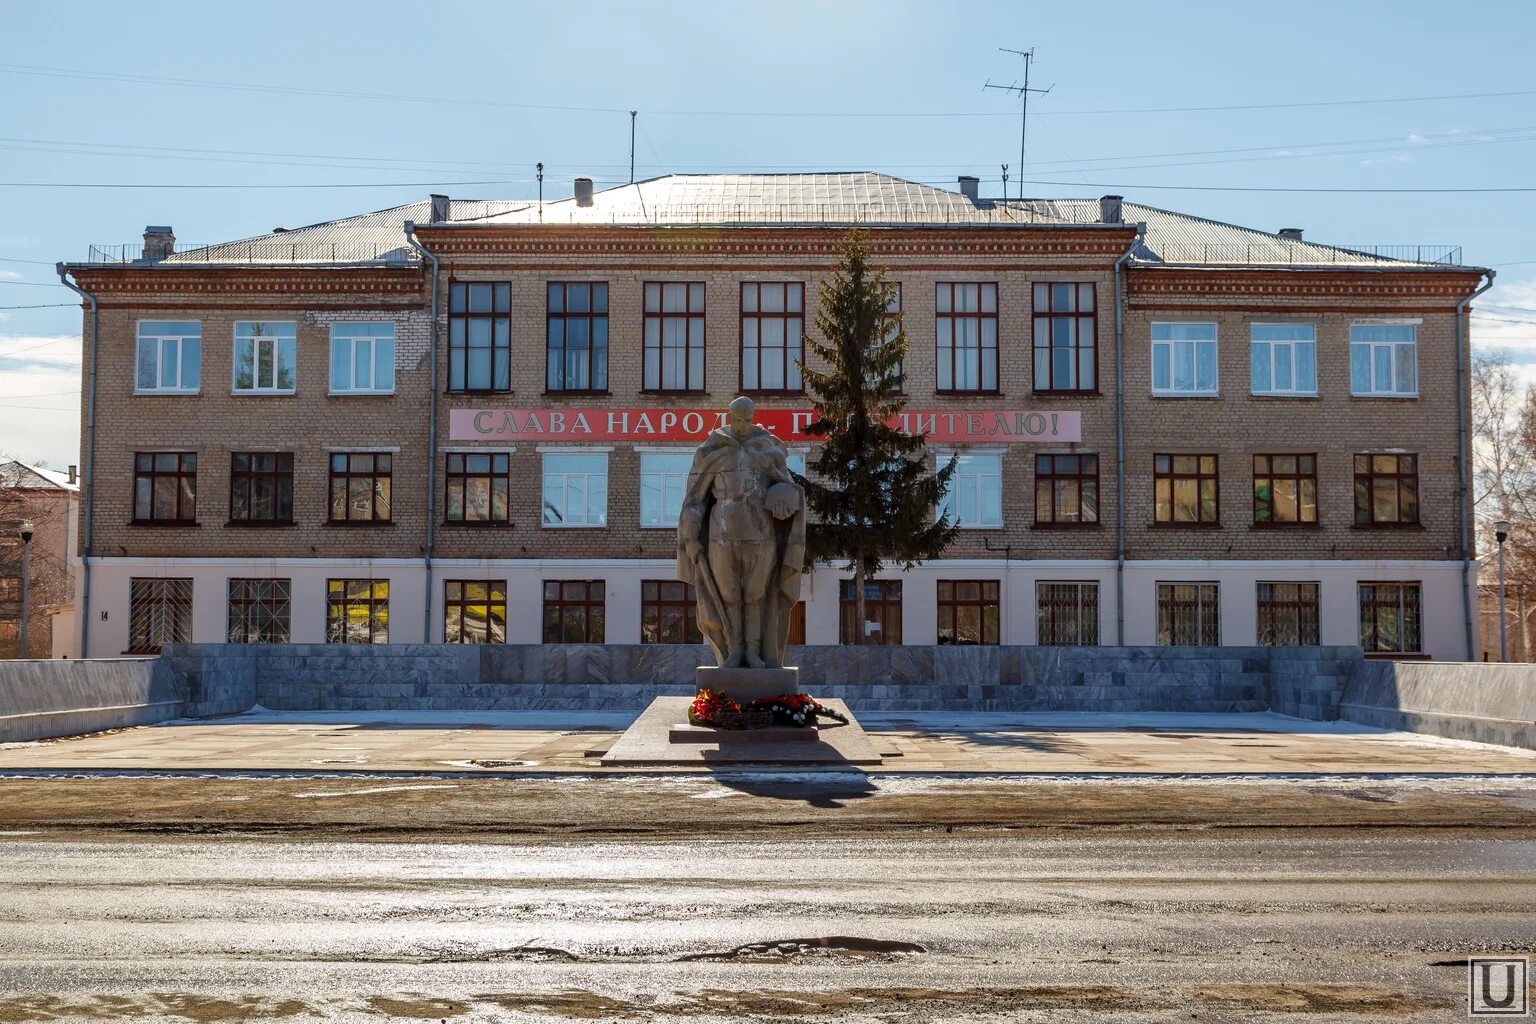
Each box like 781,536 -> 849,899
676,425 -> 806,665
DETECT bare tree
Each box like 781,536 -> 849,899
1471,351 -> 1536,657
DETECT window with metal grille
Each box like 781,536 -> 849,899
1256,582 -> 1320,646
644,282 -> 706,392
641,580 -> 700,644
326,578 -> 389,644
132,452 -> 197,523
1035,453 -> 1099,524
937,579 -> 1000,645
444,580 -> 507,644
546,282 -> 608,392
226,578 -> 291,644
839,579 -> 902,645
1354,453 -> 1419,525
328,452 -> 391,522
128,577 -> 193,653
1359,582 -> 1422,654
229,452 -> 293,524
1033,282 -> 1096,392
1253,454 -> 1317,524
1037,581 -> 1099,646
445,452 -> 510,523
448,281 -> 512,392
740,281 -> 804,394
543,580 -> 605,643
1156,582 -> 1220,646
936,282 -> 998,392
1154,454 -> 1219,525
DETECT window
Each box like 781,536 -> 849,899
444,580 -> 506,644
937,580 -> 1000,645
1351,323 -> 1417,396
787,601 -> 806,645
1253,454 -> 1317,524
1250,324 -> 1316,396
1257,582 -> 1320,646
328,452 -> 391,523
543,580 -> 605,643
740,282 -> 804,393
1033,283 -> 1096,392
547,282 -> 608,392
1035,453 -> 1099,525
542,452 -> 608,527
641,580 -> 701,644
644,282 -> 705,392
233,322 -> 297,393
326,579 -> 389,644
640,451 -> 692,527
135,321 -> 201,393
879,283 -> 903,389
1154,454 -> 1219,525
1354,453 -> 1419,525
936,282 -> 998,392
445,452 -> 510,523
1156,582 -> 1220,646
128,577 -> 192,653
132,452 -> 197,523
1359,582 -> 1422,654
937,452 -> 1003,528
226,579 -> 291,644
1151,323 -> 1218,395
0,578 -> 19,601
229,453 -> 294,524
329,323 -> 395,394
448,281 -> 512,392
1037,582 -> 1099,646
840,579 -> 902,645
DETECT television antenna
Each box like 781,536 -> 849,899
984,47 -> 1052,200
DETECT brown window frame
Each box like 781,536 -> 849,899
641,579 -> 701,644
1032,282 -> 1097,393
880,282 -> 904,392
1156,582 -> 1221,646
1154,454 -> 1220,525
328,452 -> 392,524
545,281 -> 608,393
445,452 -> 510,524
229,452 -> 294,525
935,282 -> 999,394
937,579 -> 1000,645
739,281 -> 805,395
132,452 -> 197,524
1037,581 -> 1100,646
447,280 -> 512,394
1253,454 -> 1318,525
1354,453 -> 1420,525
326,578 -> 389,644
1256,581 -> 1320,647
1358,581 -> 1423,654
0,577 -> 19,602
1035,453 -> 1100,525
128,577 -> 193,654
643,282 -> 707,393
543,579 -> 605,644
444,579 -> 507,644
226,578 -> 292,644
839,578 -> 903,645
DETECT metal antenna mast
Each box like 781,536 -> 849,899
984,48 -> 1052,200
629,111 -> 637,183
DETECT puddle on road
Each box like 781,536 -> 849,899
678,935 -> 926,963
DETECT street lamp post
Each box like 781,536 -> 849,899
17,520 -> 33,660
1494,520 -> 1512,662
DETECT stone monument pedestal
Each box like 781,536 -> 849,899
694,665 -> 799,704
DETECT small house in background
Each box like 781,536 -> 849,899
0,461 -> 80,659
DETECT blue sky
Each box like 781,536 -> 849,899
2,0 -> 1534,468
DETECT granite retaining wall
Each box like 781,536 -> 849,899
1338,661 -> 1536,750
0,658 -> 186,742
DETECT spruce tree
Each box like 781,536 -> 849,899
797,230 -> 959,643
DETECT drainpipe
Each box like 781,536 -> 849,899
404,223 -> 440,644
1112,227 -> 1143,646
56,264 -> 98,658
1456,269 -> 1495,661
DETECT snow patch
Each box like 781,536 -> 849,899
293,783 -> 461,800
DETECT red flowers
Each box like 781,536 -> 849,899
687,688 -> 848,729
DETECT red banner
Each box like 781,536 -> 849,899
450,408 -> 1080,444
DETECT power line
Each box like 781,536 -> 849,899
0,256 -> 55,266
0,179 -> 518,190
1008,177 -> 1536,194
0,281 -> 63,287
0,303 -> 73,310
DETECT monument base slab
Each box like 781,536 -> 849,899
695,666 -> 799,704
668,723 -> 818,744
601,697 -> 882,766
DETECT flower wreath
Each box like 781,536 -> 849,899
688,688 -> 848,729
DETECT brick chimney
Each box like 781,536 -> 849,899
67,464 -> 77,485
574,177 -> 594,207
142,226 -> 175,261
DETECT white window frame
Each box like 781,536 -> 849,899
936,449 -> 1004,529
1150,322 -> 1219,396
1350,321 -> 1419,397
329,323 -> 396,395
638,448 -> 693,529
232,321 -> 298,395
134,320 -> 201,394
1249,323 -> 1317,397
540,447 -> 610,528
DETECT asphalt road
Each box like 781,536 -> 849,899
1,830 -> 1532,1022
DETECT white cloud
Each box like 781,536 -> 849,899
0,334 -> 81,468
0,271 -> 20,280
